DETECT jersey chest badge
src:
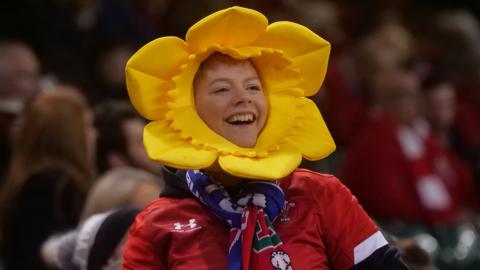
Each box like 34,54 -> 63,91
278,201 -> 296,224
271,250 -> 293,270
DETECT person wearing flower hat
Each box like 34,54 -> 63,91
122,6 -> 409,270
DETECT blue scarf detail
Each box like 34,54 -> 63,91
185,170 -> 286,270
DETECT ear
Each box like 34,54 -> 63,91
108,152 -> 129,168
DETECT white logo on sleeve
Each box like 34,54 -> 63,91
172,219 -> 201,232
271,250 -> 292,270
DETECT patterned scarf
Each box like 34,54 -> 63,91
186,170 -> 293,270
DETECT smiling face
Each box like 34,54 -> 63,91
194,53 -> 268,148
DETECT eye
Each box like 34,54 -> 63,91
212,87 -> 229,94
247,84 -> 261,91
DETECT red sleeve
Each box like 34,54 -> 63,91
317,175 -> 384,269
122,203 -> 167,270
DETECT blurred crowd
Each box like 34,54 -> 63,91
1,0 -> 480,269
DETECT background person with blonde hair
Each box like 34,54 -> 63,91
81,166 -> 162,220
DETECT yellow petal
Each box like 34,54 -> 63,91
218,46 -> 268,59
125,37 -> 190,119
125,67 -> 173,120
218,144 -> 302,180
186,6 -> 268,52
126,36 -> 190,79
256,93 -> 302,150
253,21 -> 330,96
144,121 -> 217,169
289,98 -> 336,160
170,56 -> 200,109
250,52 -> 302,94
291,47 -> 330,96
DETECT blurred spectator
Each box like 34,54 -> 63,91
0,41 -> 41,103
43,208 -> 140,270
323,19 -> 416,147
342,66 -> 477,225
396,238 -> 434,270
421,72 -> 480,199
0,0 -> 148,96
0,87 -> 96,270
421,73 -> 457,146
94,100 -> 162,176
381,231 -> 434,270
89,42 -> 134,103
80,166 -> 161,220
0,41 -> 41,182
419,9 -> 480,191
42,166 -> 161,270
429,10 -> 480,84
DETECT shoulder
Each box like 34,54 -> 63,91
282,168 -> 341,185
280,168 -> 349,199
134,197 -> 196,224
129,197 -> 211,238
280,168 -> 366,219
124,196 -> 221,266
142,196 -> 208,217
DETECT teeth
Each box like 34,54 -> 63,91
227,113 -> 254,123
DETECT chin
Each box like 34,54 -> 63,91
235,140 -> 256,148
226,136 -> 254,148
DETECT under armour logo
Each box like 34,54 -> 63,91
173,219 -> 200,232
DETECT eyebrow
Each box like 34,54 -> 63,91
208,76 -> 260,87
244,77 -> 261,83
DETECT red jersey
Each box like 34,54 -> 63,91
342,114 -> 476,225
123,169 -> 393,270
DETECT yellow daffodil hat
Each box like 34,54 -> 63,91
125,6 -> 336,180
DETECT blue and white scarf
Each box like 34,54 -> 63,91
186,170 -> 291,270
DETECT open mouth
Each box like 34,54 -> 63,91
225,113 -> 256,125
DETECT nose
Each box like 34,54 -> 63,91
232,88 -> 252,105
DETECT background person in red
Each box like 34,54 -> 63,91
341,64 -> 477,225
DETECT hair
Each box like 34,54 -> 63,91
0,40 -> 35,65
420,70 -> 451,95
80,167 -> 159,221
0,88 -> 94,246
193,52 -> 259,88
94,100 -> 142,174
